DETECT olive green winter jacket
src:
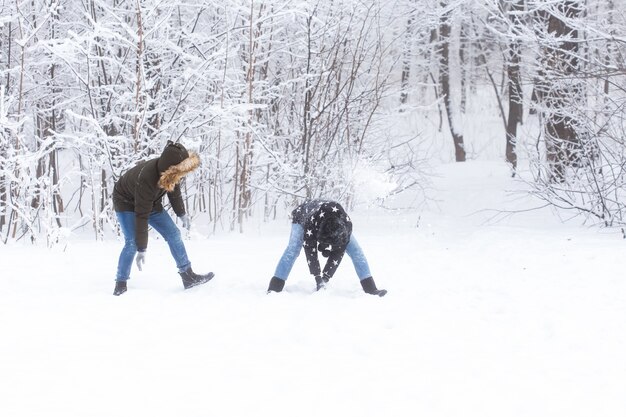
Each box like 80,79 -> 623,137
112,158 -> 185,251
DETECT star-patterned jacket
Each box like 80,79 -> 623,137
291,200 -> 353,280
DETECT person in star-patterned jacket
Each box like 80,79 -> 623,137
267,200 -> 387,296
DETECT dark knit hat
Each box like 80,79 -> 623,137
317,215 -> 352,257
157,141 -> 190,173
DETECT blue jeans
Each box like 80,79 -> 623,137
115,210 -> 191,281
273,223 -> 372,281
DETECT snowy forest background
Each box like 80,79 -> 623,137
0,0 -> 625,244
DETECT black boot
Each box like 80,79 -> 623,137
267,276 -> 285,294
113,281 -> 127,296
179,268 -> 214,289
360,277 -> 387,297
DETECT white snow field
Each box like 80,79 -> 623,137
1,161 -> 625,417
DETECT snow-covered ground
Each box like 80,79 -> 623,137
1,161 -> 625,417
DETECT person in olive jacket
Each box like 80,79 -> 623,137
112,141 -> 213,295
266,200 -> 386,296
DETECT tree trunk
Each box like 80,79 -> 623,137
302,13 -> 314,197
133,0 -> 144,152
237,1 -> 261,231
459,20 -> 468,114
439,3 -> 466,162
400,12 -> 414,106
538,1 -> 583,182
505,0 -> 525,174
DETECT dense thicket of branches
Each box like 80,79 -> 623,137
0,0 -> 624,243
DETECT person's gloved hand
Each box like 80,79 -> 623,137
315,275 -> 326,291
136,251 -> 146,271
179,215 -> 191,231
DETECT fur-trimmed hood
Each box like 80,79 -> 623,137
158,152 -> 200,192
